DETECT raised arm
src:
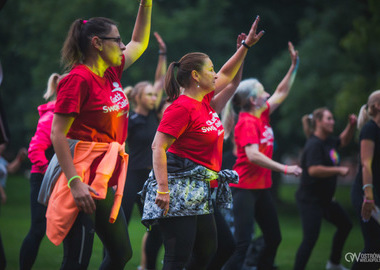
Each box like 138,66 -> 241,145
152,32 -> 167,109
6,147 -> 27,174
211,34 -> 246,113
215,16 -> 264,92
267,41 -> 299,114
339,114 -> 357,148
123,0 -> 152,70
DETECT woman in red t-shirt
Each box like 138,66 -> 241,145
47,2 -> 152,269
222,42 -> 302,270
146,17 -> 264,270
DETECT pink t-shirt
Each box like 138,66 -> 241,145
231,102 -> 274,189
55,57 -> 129,144
158,92 -> 224,172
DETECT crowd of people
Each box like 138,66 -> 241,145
0,1 -> 379,270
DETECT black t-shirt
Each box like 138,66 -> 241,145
296,135 -> 341,204
354,120 -> 380,202
127,110 -> 159,170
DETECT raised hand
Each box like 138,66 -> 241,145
236,33 -> 247,50
154,32 -> 166,54
244,15 -> 265,47
288,41 -> 299,66
348,114 -> 358,126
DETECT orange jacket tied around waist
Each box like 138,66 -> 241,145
46,141 -> 128,246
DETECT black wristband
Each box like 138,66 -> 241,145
242,40 -> 251,49
158,51 -> 167,55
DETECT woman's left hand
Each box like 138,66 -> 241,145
361,199 -> 375,222
244,16 -> 265,47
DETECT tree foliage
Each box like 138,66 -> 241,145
0,0 -> 378,161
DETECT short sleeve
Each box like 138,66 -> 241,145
237,118 -> 260,147
304,141 -> 324,167
360,122 -> 377,142
158,103 -> 190,139
55,74 -> 89,115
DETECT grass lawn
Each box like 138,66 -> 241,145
0,175 -> 362,270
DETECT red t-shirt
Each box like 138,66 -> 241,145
158,92 -> 224,172
55,57 -> 129,144
55,57 -> 128,186
231,102 -> 274,189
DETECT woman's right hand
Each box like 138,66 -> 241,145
70,179 -> 97,214
155,192 -> 170,216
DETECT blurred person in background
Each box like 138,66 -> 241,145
351,90 -> 380,270
294,108 -> 357,270
19,72 -> 66,270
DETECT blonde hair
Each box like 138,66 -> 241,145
129,81 -> 152,107
43,73 -> 64,101
301,107 -> 329,138
357,90 -> 380,130
221,78 -> 261,139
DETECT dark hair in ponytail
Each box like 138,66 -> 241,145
165,52 -> 208,102
61,17 -> 117,71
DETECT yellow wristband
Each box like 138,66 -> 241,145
157,190 -> 170,195
68,175 -> 82,188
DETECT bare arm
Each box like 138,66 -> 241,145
267,42 -> 299,115
211,34 -> 245,114
151,131 -> 176,214
6,147 -> 27,174
215,16 -> 264,93
0,185 -> 6,204
308,165 -> 349,178
152,32 -> 167,109
339,114 -> 357,148
123,0 -> 152,70
51,114 -> 97,214
245,144 -> 301,176
360,139 -> 376,220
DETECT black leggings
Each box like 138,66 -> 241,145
294,199 -> 352,270
351,183 -> 380,270
61,188 -> 132,270
224,188 -> 282,270
158,214 -> 217,270
207,201 -> 236,270
19,173 -> 47,270
122,168 -> 163,269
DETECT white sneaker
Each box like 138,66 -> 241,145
326,260 -> 349,270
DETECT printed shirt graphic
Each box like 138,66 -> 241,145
55,57 -> 129,144
158,92 -> 224,172
231,103 -> 274,189
329,148 -> 340,165
298,135 -> 341,204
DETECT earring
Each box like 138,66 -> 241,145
197,83 -> 200,88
